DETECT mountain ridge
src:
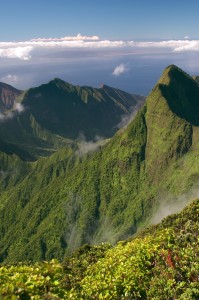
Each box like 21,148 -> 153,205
0,65 -> 199,262
156,64 -> 199,125
21,78 -> 144,139
0,79 -> 145,160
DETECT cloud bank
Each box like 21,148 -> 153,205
0,46 -> 33,60
1,35 -> 199,61
1,34 -> 199,95
30,33 -> 100,42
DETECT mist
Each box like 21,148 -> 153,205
63,192 -> 82,254
63,191 -> 101,253
92,215 -> 117,245
0,102 -> 24,122
150,183 -> 199,225
76,133 -> 107,157
14,102 -> 24,113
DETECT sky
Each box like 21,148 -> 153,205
1,0 -> 199,95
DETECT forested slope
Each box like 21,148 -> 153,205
0,65 -> 199,262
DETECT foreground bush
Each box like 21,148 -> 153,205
0,200 -> 198,299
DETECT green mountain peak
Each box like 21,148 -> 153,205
48,78 -> 74,90
157,64 -> 191,84
0,65 -> 199,263
149,64 -> 199,125
50,77 -> 66,84
0,79 -> 144,160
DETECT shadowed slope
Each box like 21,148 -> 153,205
0,82 -> 22,112
0,66 -> 199,262
0,80 -> 144,160
21,79 -> 144,139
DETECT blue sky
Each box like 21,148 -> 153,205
0,0 -> 199,94
1,0 -> 199,41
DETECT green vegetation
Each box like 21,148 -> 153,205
0,199 -> 198,299
21,79 -> 142,140
0,79 -> 143,160
0,65 -> 198,298
1,65 -> 199,262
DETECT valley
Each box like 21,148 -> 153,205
0,65 -> 198,299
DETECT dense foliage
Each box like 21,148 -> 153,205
0,199 -> 198,299
1,65 -> 199,262
0,80 -> 143,160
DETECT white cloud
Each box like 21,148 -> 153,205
14,103 -> 24,113
112,63 -> 129,76
134,40 -> 199,52
76,133 -> 106,156
173,41 -> 199,52
1,74 -> 19,83
0,102 -> 24,122
0,46 -> 33,60
0,35 -> 199,62
30,33 -> 100,42
0,36 -> 126,61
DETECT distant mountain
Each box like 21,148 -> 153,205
21,79 -> 144,139
0,65 -> 199,262
0,82 -> 22,112
0,79 -> 145,160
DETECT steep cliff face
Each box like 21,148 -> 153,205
0,66 -> 199,262
145,65 -> 199,179
0,82 -> 22,112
